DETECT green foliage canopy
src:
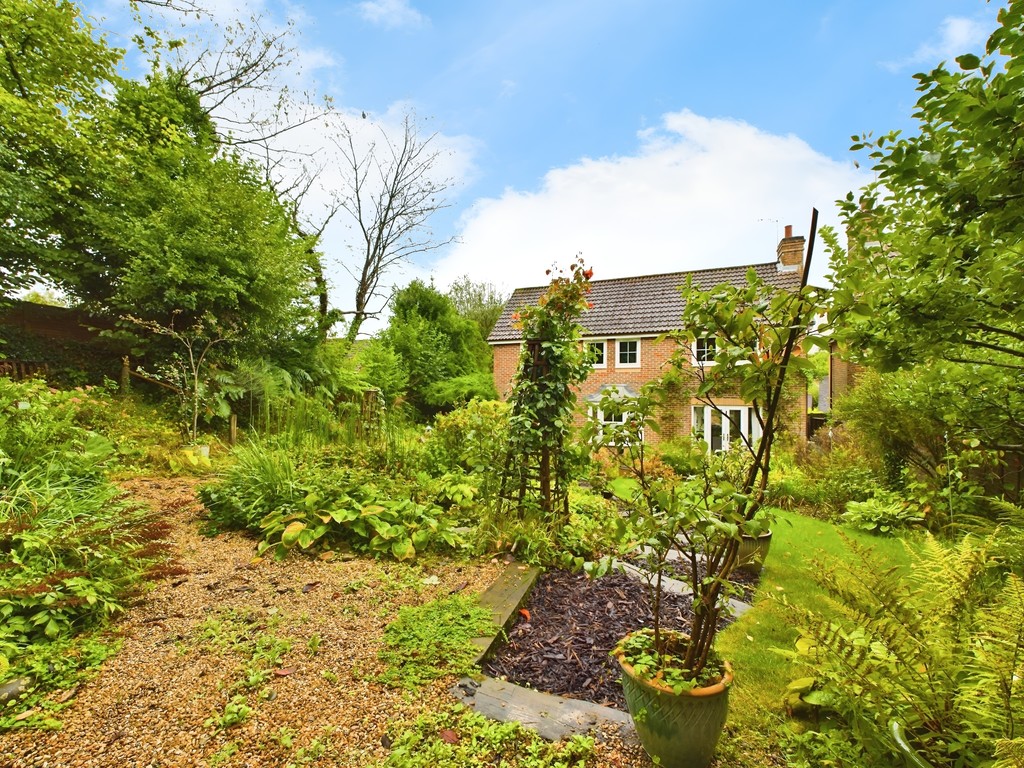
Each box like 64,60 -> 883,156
829,1 -> 1024,451
1,5 -> 317,356
830,3 -> 1024,371
0,0 -> 122,296
379,279 -> 495,418
446,275 -> 508,340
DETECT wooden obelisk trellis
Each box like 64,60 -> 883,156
498,338 -> 565,518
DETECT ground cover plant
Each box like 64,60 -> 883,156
0,379 -> 175,728
377,593 -> 495,689
378,705 -> 594,767
199,437 -> 464,560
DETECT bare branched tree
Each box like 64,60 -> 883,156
267,155 -> 343,340
131,2 -> 329,150
132,0 -> 203,13
334,115 -> 455,343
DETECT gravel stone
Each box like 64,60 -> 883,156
0,476 -> 507,768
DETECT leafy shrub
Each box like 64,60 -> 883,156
422,373 -> 498,412
200,439 -> 464,560
657,436 -> 710,477
781,726 -> 870,768
771,429 -> 883,518
258,488 -> 463,561
0,473 -> 170,646
0,634 -> 121,730
412,471 -> 481,528
0,379 -> 172,688
422,398 -> 509,478
556,484 -> 628,565
784,534 -> 1024,767
842,494 -> 925,535
0,379 -> 112,474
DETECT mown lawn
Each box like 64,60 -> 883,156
713,510 -> 919,765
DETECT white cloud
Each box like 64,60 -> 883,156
356,0 -> 426,29
883,15 -> 990,72
499,79 -> 518,99
431,110 -> 867,295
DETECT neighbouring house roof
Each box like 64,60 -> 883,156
487,261 -> 802,343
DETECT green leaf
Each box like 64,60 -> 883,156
787,676 -> 817,694
391,538 -> 415,560
801,690 -> 832,706
607,477 -> 641,502
329,506 -> 359,524
955,53 -> 980,70
281,521 -> 306,548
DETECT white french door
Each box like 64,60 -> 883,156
691,405 -> 761,451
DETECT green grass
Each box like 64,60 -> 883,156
714,510 -> 920,764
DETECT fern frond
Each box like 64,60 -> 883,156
995,738 -> 1024,768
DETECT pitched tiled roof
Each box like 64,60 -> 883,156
487,261 -> 802,343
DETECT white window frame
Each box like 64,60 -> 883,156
593,406 -> 643,446
692,337 -> 716,366
587,340 -> 606,368
617,338 -> 640,368
691,405 -> 762,452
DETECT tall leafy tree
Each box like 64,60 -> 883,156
106,77 -> 313,339
379,280 -> 495,419
0,0 -> 121,296
446,275 -> 508,340
830,0 -> 1024,449
832,1 -> 1024,370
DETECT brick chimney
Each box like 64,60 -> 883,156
777,224 -> 805,275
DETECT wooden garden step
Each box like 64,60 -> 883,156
470,558 -> 542,664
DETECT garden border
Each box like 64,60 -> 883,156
455,555 -> 753,741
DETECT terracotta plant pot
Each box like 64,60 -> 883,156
613,633 -> 733,768
737,529 -> 773,576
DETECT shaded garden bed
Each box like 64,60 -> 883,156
483,565 -> 759,710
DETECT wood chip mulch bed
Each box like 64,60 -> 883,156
484,567 -> 754,710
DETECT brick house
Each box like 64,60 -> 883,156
487,227 -> 809,448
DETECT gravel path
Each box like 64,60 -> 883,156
0,476 -> 650,768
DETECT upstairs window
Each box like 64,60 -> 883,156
617,339 -> 640,367
588,341 -> 606,368
694,337 -> 716,365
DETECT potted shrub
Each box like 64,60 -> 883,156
590,389 -> 747,768
588,241 -> 820,767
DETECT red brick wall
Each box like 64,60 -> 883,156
490,337 -> 808,446
829,341 -> 864,404
492,343 -> 521,400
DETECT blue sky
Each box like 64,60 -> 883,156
86,0 -> 998,332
